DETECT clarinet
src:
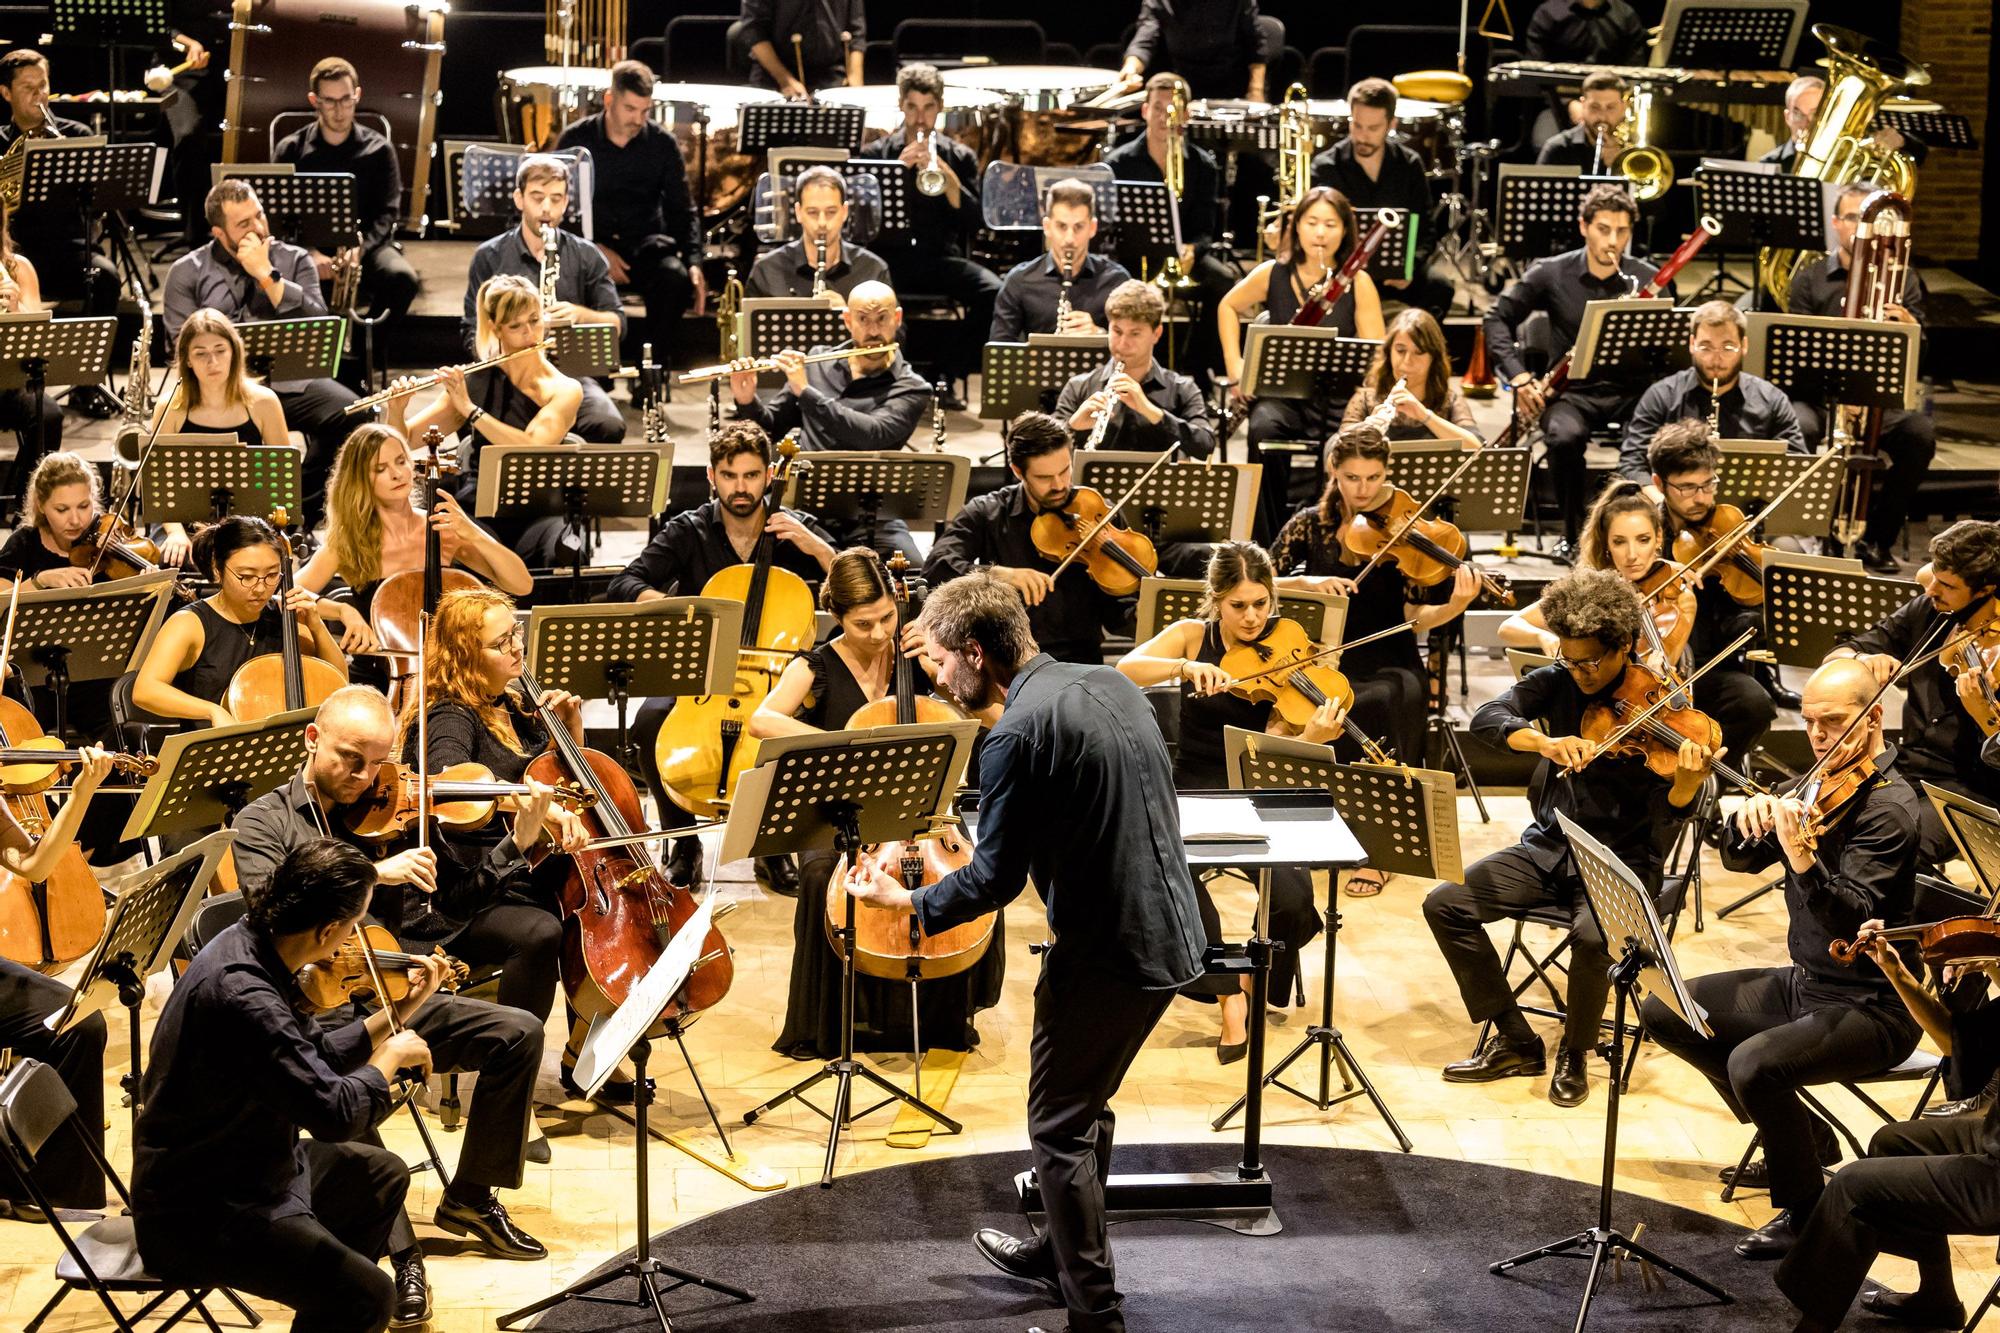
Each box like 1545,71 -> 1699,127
1083,359 -> 1123,449
1708,376 -> 1722,439
538,223 -> 560,312
1051,247 -> 1074,330
811,236 -> 828,298
931,379 -> 947,452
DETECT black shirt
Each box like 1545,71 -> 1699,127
1309,140 -> 1434,251
857,128 -> 981,259
461,226 -> 623,353
1483,246 -> 1668,385
912,654 -> 1207,989
1618,369 -> 1807,480
1052,359 -> 1215,459
0,527 -> 78,582
1125,0 -> 1264,99
0,113 -> 96,261
989,252 -> 1133,344
1536,123 -> 1619,170
1261,256 -> 1356,334
743,238 -> 891,300
923,483 -> 1125,663
1103,133 -> 1222,249
132,920 -> 391,1232
740,0 -> 864,90
1473,662 -> 1685,879
732,346 -> 929,451
1269,506 -> 1435,676
1787,251 -> 1928,327
1176,621 -> 1271,789
1840,593 -> 2000,804
554,113 -> 699,257
1721,747 -> 1924,1002
1523,0 -> 1647,64
1945,1001 -> 2000,1155
273,121 -> 403,253
608,498 -> 831,603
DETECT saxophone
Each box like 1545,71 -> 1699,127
538,222 -> 560,312
113,281 -> 154,466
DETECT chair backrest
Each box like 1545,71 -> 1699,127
186,892 -> 247,955
892,18 -> 1046,66
0,1059 -> 76,1165
664,14 -> 738,83
1308,46 -> 1347,99
1342,24 -> 1463,83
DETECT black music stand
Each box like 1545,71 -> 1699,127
1657,0 -> 1807,68
1748,310 -> 1921,415
1358,207 -> 1419,283
0,315 -> 118,481
841,158 -> 915,237
738,299 -> 846,390
729,721 -> 981,1187
1135,577 -> 1346,644
1570,300 -> 1693,383
784,451 -> 970,547
550,323 -> 619,379
215,167 -> 360,252
1110,179 -> 1181,276
7,572 -> 177,743
16,136 -> 164,303
1497,166 -> 1594,262
1692,164 -> 1826,254
140,440 -> 302,524
1494,814 -> 1732,1327
451,141 -> 594,235
1922,785 -> 2000,903
1074,451 -> 1258,546
1715,442 -> 1843,538
737,103 -> 865,154
235,316 -> 347,386
1876,109 -> 1977,151
523,597 -> 743,774
475,444 -> 673,599
979,336 -> 1107,420
1241,325 -> 1373,515
496,890 -> 755,1333
1215,730 -> 1432,1150
120,708 -> 316,847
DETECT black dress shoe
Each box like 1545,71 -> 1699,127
1923,1091 -> 1995,1119
435,1190 -> 548,1260
1442,1033 -> 1546,1083
1753,662 -> 1802,711
1863,543 -> 1901,575
761,854 -> 800,898
525,1132 -> 551,1165
1734,1209 -> 1798,1259
1720,1122 -> 1842,1188
67,385 -> 120,420
0,1198 -> 102,1224
1548,1046 -> 1590,1107
1860,1285 -> 1968,1327
390,1250 -> 431,1328
973,1227 -> 1061,1300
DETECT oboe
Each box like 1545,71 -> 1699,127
538,223 -> 560,312
1708,376 -> 1722,439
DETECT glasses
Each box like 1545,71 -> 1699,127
1835,212 -> 1862,223
1665,478 -> 1720,498
1555,649 -> 1611,674
1692,343 -> 1741,355
315,95 -> 358,110
484,627 -> 525,653
228,569 -> 282,588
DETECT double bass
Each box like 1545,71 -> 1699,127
371,428 -> 481,711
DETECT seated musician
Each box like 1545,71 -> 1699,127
739,0 -> 862,97
1424,567 -> 1712,1107
1335,309 -> 1481,452
1310,78 -> 1452,322
1826,519 -> 2000,867
751,547 -> 1002,1059
1219,185 -> 1386,542
274,58 -> 422,331
1535,71 -> 1630,168
1763,76 -> 1926,174
744,165 -> 889,302
989,178 -> 1132,342
1643,658 -> 1924,1262
555,59 -> 701,371
131,840 -> 445,1331
1117,542 -> 1326,1058
0,217 -> 65,500
0,746 -> 114,1224
1787,180 -> 1935,575
1777,923 -> 2000,1330
924,411 -> 1129,666
1483,184 -> 1668,558
1524,0 -> 1647,64
151,310 -> 293,568
132,516 -> 348,730
1112,0 -> 1267,101
162,179 -> 362,528
856,63 -> 999,404
459,154 -> 623,443
1619,301 -> 1805,483
0,452 -> 110,590
1053,280 -> 1215,459
1271,424 -> 1482,843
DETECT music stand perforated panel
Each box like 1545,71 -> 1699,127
1876,110 -> 1976,150
1497,165 -> 1593,261
1229,735 -> 1457,881
739,103 -> 866,154
749,734 -> 961,845
1762,551 -> 1919,669
1385,443 -> 1533,533
1571,300 -> 1691,381
1111,179 -> 1182,266
1747,312 -> 1920,411
979,338 -> 1108,420
1073,452 -> 1254,543
0,315 -> 117,392
1716,443 -> 1843,538
550,323 -> 618,378
141,441 -> 302,523
787,453 -> 969,526
841,157 -> 914,235
1692,163 -> 1826,250
742,301 -> 848,361
1137,577 -> 1346,644
450,142 -> 593,234
50,0 -> 166,40
1657,0 -> 1807,68
1924,785 -> 2000,907
8,572 -> 176,693
475,446 -> 671,521
20,138 -> 160,214
235,317 -> 346,381
1560,812 -> 1707,1034
1357,207 -> 1418,282
1240,325 -> 1375,401
122,709 -> 316,842
218,170 -> 359,251
527,598 -> 741,699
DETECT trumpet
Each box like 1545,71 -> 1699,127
916,130 -> 946,197
344,340 -> 554,414
678,343 -> 897,385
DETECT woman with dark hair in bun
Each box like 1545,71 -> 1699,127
132,514 -> 348,728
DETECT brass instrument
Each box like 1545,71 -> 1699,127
1255,84 -> 1313,262
113,280 -> 154,466
1611,84 -> 1674,203
916,130 -> 947,197
0,126 -> 49,211
1830,189 -> 1914,548
538,222 -> 560,312
715,264 -> 743,361
343,340 -> 554,413
329,237 -> 364,314
678,342 -> 897,385
1082,359 -> 1123,449
1154,78 -> 1195,294
810,236 -> 828,299
1759,24 -> 1929,309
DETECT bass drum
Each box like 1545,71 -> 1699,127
223,0 -> 446,231
1305,97 -> 1448,174
943,65 -> 1122,166
651,83 -> 788,219
815,84 -> 1009,171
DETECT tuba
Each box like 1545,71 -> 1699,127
1255,84 -> 1313,262
1758,24 -> 1929,309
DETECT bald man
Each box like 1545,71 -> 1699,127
1641,658 -> 1925,1263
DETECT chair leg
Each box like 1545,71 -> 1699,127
21,1285 -> 71,1333
1800,1087 -> 1868,1160
1719,1130 -> 1761,1204
440,1071 -> 463,1131
1964,1273 -> 2000,1332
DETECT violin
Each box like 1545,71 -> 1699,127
657,435 -> 815,818
1670,504 -> 1766,607
71,513 -> 192,599
1945,597 -> 2000,737
1215,616 -> 1397,764
0,745 -> 154,796
1830,917 -> 2000,969
1573,656 -> 1763,793
372,427 -> 481,713
1796,733 -> 1883,851
828,555 -> 992,980
340,759 -> 595,843
224,515 -> 343,722
1633,560 -> 1695,671
295,922 -> 470,1013
1029,485 -> 1159,597
1341,487 -> 1513,606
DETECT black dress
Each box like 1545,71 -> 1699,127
772,642 -> 1005,1060
1174,621 -> 1323,1005
1246,257 -> 1360,543
167,600 -> 287,709
174,411 -> 278,449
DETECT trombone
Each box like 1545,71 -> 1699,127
679,343 -> 897,385
344,340 -> 555,414
916,130 -> 947,197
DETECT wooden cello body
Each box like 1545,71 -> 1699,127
372,428 -> 482,712
0,693 -> 104,971
224,528 -> 343,721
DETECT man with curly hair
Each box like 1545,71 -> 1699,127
1424,567 -> 1714,1107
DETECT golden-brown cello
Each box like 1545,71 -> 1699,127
370,428 -> 480,712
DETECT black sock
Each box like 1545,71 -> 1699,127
391,1243 -> 423,1266
443,1181 -> 493,1210
1494,1009 -> 1535,1045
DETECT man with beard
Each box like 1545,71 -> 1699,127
923,411 -> 1133,665
1618,302 -> 1806,483
844,569 -> 1205,1333
1309,77 -> 1450,321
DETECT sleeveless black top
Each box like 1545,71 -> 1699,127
1175,621 -> 1272,790
458,366 -> 560,494
1264,257 -> 1357,336
167,600 -> 287,705
176,413 -> 278,450
796,640 -> 931,730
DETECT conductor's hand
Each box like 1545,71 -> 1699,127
1181,660 -> 1232,695
767,511 -> 834,567
728,357 -> 762,406
370,1027 -> 432,1084
845,856 -> 915,913
1538,733 -> 1596,770
994,565 -> 1055,607
376,846 -> 439,895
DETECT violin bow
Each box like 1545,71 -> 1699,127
1669,448 -> 1841,594
1559,627 -> 1753,778
1350,444 -> 1487,588
1790,612 -> 1962,799
1044,443 -> 1182,584
0,574 -> 19,681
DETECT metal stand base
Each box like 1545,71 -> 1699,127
1015,1166 -> 1278,1236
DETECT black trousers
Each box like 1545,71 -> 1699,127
17,239 -> 118,317
601,234 -> 693,367
1346,665 -> 1429,768
0,959 -> 105,1209
1778,1113 -> 2000,1326
1246,397 -> 1332,545
1694,664 -> 1777,764
1422,843 -> 1616,1054
138,1139 -> 407,1333
1379,257 -> 1456,323
1795,401 -> 1938,549
273,377 -> 362,528
573,377 -> 626,443
876,244 -> 1001,384
1182,864 -> 1320,1006
1640,965 -> 1920,1211
360,244 -> 421,324
1016,948 -> 1175,1332
1539,382 -> 1642,542
443,898 -> 564,1023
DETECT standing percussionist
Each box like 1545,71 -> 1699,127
275,58 -> 421,332
744,165 -> 889,301
990,179 -> 1132,342
1310,78 -> 1449,320
845,570 -> 1205,1333
740,0 -> 863,97
555,59 -> 701,370
1113,0 -> 1268,101
1618,301 -> 1805,482
1053,280 -> 1214,459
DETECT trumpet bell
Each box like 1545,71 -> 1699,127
916,167 -> 947,196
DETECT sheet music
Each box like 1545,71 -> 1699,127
571,892 -> 717,1098
1358,762 -> 1464,881
1178,794 -> 1265,842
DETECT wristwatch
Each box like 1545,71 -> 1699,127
266,268 -> 281,285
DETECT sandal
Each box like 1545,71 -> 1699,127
1343,869 -> 1387,898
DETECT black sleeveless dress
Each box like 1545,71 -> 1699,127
772,641 -> 1006,1059
167,600 -> 287,708
1264,257 -> 1358,336
175,412 -> 278,449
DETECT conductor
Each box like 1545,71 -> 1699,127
845,570 -> 1205,1333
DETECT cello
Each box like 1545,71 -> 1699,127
224,518 -> 344,721
371,428 -> 481,712
827,556 -> 991,981
656,436 -> 816,817
522,671 -> 733,1025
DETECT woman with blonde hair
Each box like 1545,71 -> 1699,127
0,451 -> 104,590
1338,307 -> 1481,449
150,310 -> 291,566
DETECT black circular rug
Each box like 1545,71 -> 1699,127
527,1143 -> 1800,1332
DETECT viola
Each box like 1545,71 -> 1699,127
224,516 -> 343,721
1342,487 -> 1514,606
657,435 -> 815,818
295,922 -> 470,1013
1029,485 -> 1159,598
1214,616 -> 1396,764
71,513 -> 191,599
372,427 -> 480,713
828,555 -> 992,981
1831,917 -> 2000,969
340,759 -> 595,843
1945,597 -> 2000,737
1575,659 -> 1761,793
1633,560 -> 1695,671
522,671 -> 733,1027
1670,504 -> 1766,607
1797,735 -> 1884,852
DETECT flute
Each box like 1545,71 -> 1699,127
344,340 -> 554,414
679,343 -> 896,385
